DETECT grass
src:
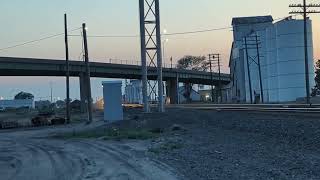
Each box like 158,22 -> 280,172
149,141 -> 184,154
57,128 -> 158,141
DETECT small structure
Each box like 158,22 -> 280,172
0,99 -> 35,109
102,81 -> 123,122
124,80 -> 143,104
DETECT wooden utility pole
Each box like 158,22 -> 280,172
244,37 -> 253,104
64,14 -> 71,123
290,1 -> 320,104
208,54 -> 214,102
255,34 -> 264,103
208,54 -> 222,103
50,81 -> 53,103
82,23 -> 93,123
217,54 -> 222,103
243,34 -> 264,103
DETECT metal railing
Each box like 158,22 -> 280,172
104,58 -> 229,76
106,58 -> 179,69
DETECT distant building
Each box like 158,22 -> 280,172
0,99 -> 35,109
229,16 -> 315,103
124,80 -> 143,104
199,84 -> 232,103
199,90 -> 212,102
178,86 -> 200,103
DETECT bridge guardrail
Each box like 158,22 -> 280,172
106,58 -> 227,74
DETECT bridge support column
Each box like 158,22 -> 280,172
166,77 -> 179,104
79,72 -> 87,113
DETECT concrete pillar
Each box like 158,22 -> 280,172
166,78 -> 178,104
79,72 -> 87,113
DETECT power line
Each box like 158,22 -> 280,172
68,16 -> 294,39
69,34 -> 139,38
69,26 -> 232,38
0,15 -> 295,51
166,27 -> 232,36
0,27 -> 81,52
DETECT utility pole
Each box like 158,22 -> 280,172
243,34 -> 264,103
208,54 -> 214,102
217,54 -> 222,103
289,1 -> 320,104
82,23 -> 93,123
50,81 -> 53,103
208,54 -> 222,103
64,14 -> 71,123
244,37 -> 253,104
255,35 -> 264,103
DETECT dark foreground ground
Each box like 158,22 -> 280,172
1,108 -> 320,180
118,108 -> 320,180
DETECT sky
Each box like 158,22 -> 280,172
0,0 -> 319,101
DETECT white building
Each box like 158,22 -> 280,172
229,16 -> 315,103
124,80 -> 143,104
0,99 -> 35,109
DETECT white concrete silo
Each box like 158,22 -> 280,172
265,25 -> 279,102
275,18 -> 314,102
256,30 -> 268,102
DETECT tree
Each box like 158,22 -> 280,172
312,59 -> 320,96
56,100 -> 66,108
177,55 -> 208,71
177,55 -> 208,102
14,91 -> 34,100
70,100 -> 81,110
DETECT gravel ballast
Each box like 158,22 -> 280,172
141,108 -> 320,180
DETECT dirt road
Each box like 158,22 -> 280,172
0,123 -> 179,180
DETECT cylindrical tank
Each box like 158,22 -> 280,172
265,25 -> 279,102
275,19 -> 314,102
257,30 -> 268,102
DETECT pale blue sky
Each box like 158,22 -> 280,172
0,0 -> 319,100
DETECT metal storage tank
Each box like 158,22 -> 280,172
265,25 -> 279,102
256,30 -> 268,102
275,18 -> 314,102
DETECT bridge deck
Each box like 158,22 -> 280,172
0,57 -> 230,85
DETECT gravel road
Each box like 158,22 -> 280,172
0,123 -> 179,180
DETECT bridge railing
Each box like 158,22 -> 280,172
107,58 -> 179,69
102,59 -> 229,77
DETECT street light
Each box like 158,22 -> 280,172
163,29 -> 167,34
162,29 -> 169,67
162,38 -> 169,67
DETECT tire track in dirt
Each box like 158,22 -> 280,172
0,123 -> 180,180
72,140 -> 147,178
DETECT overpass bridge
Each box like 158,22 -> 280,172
0,56 -> 230,104
0,57 -> 230,85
